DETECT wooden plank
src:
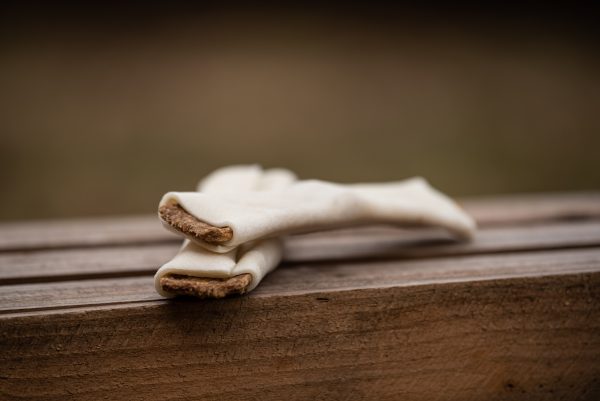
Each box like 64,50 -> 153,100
284,219 -> 600,262
1,272 -> 598,400
0,215 -> 178,252
1,248 -> 599,313
1,193 -> 598,400
461,191 -> 600,226
0,192 -> 598,252
1,221 -> 599,285
0,243 -> 176,285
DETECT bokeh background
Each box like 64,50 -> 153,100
1,2 -> 599,221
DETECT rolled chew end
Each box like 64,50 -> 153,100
159,203 -> 233,245
159,273 -> 253,298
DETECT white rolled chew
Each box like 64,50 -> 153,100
154,165 -> 296,297
160,177 -> 476,253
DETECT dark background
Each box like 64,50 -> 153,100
1,2 -> 599,221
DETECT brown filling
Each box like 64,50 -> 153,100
159,203 -> 243,298
159,203 -> 233,244
160,273 -> 252,298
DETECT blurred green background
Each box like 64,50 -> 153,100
1,3 -> 599,221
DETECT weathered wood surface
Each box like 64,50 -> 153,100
1,192 -> 599,400
1,220 -> 598,286
1,248 -> 600,314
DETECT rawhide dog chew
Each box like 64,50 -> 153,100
155,165 -> 296,297
159,177 -> 476,254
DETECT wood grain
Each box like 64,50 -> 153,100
461,191 -> 600,226
283,219 -> 600,262
1,192 -> 600,400
0,215 -> 177,252
1,248 -> 599,313
1,220 -> 599,285
1,273 -> 598,401
0,243 -> 176,284
0,192 -> 598,252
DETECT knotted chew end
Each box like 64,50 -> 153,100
159,203 -> 233,244
160,273 -> 253,298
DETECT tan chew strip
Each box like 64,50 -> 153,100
159,204 -> 233,245
159,273 -> 252,298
